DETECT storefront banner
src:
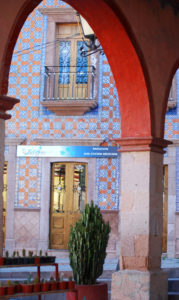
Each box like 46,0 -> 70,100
17,145 -> 120,158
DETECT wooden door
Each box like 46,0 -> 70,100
50,162 -> 87,249
162,165 -> 168,253
3,163 -> 8,247
56,23 -> 89,99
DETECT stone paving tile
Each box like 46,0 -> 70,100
161,258 -> 179,269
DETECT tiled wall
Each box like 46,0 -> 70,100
165,70 -> 179,140
6,0 -> 179,212
6,0 -> 121,210
15,157 -> 41,208
96,157 -> 120,210
165,70 -> 179,212
176,147 -> 179,212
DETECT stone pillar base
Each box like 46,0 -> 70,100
37,240 -> 48,251
111,270 -> 168,300
5,239 -> 15,253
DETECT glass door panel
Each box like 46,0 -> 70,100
50,162 -> 87,249
52,164 -> 66,212
56,23 -> 89,100
73,164 -> 86,212
3,163 -> 8,247
162,165 -> 168,253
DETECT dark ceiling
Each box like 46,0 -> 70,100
148,0 -> 179,15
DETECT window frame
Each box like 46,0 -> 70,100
39,7 -> 98,116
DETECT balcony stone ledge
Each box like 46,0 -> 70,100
41,99 -> 98,116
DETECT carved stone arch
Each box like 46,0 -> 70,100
0,0 -> 152,139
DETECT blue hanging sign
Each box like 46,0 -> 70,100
17,146 -> 120,158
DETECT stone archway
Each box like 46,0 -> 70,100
1,1 -> 179,137
0,1 -> 179,299
0,0 -> 152,138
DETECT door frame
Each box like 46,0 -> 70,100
162,165 -> 168,253
38,156 -> 96,251
49,161 -> 88,249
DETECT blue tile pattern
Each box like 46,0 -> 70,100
7,0 -> 179,212
176,147 -> 179,212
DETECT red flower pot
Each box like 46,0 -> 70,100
68,281 -> 75,290
34,257 -> 40,264
21,284 -> 33,293
0,286 -> 5,296
6,285 -> 15,295
0,257 -> 4,266
59,281 -> 67,290
66,283 -> 108,300
33,283 -> 41,293
15,284 -> 22,293
41,282 -> 49,292
50,281 -> 57,291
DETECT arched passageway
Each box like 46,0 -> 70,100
0,0 -> 179,299
1,1 -> 179,138
0,0 -> 152,138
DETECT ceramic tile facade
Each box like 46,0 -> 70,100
6,0 -> 178,212
96,157 -> 120,210
165,70 -> 179,212
6,0 -> 121,210
176,147 -> 179,212
165,70 -> 179,140
15,157 -> 41,208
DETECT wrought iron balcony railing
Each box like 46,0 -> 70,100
168,73 -> 177,110
43,65 -> 96,101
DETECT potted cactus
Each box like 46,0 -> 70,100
68,275 -> 75,290
41,278 -> 49,292
0,281 -> 5,296
67,201 -> 110,300
6,280 -> 15,295
4,250 -> 11,265
14,280 -> 22,294
49,276 -> 57,291
0,257 -> 4,266
12,251 -> 19,265
28,251 -> 34,264
33,275 -> 41,293
21,274 -> 33,293
58,272 -> 67,290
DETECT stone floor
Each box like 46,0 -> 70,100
161,258 -> 179,269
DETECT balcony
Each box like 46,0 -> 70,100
167,74 -> 177,110
41,66 -> 98,116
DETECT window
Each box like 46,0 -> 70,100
162,165 -> 168,253
167,73 -> 177,110
3,162 -> 8,247
39,7 -> 98,116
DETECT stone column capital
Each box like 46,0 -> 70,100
112,137 -> 172,154
0,95 -> 19,120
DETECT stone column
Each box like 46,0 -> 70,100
0,119 -> 5,256
111,137 -> 171,300
0,95 -> 19,255
164,142 -> 178,258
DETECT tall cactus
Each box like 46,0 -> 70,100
68,201 -> 111,285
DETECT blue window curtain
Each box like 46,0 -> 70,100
76,41 -> 88,84
59,41 -> 71,84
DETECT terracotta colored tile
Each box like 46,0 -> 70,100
100,177 -> 107,182
99,190 -> 107,194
